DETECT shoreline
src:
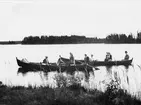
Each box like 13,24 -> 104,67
1,43 -> 141,45
0,81 -> 141,105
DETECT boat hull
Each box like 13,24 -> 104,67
16,58 -> 94,73
16,57 -> 133,73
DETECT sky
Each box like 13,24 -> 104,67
0,0 -> 141,41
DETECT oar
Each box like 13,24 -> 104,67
39,62 -> 51,72
76,60 -> 96,78
112,58 -> 118,66
61,58 -> 80,72
76,60 -> 99,70
137,64 -> 141,69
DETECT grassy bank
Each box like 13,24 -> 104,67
0,82 -> 141,105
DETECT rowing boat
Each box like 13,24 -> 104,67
16,57 -> 133,73
16,57 -> 93,73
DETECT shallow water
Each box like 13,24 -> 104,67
0,44 -> 141,96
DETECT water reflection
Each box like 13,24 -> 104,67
17,68 -> 29,75
17,65 -> 132,89
105,66 -> 112,75
15,64 -> 141,99
17,67 -> 40,75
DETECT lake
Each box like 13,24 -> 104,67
0,44 -> 141,96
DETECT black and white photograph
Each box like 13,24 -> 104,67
0,0 -> 141,105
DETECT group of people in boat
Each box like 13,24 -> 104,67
42,51 -> 130,65
84,54 -> 94,64
104,51 -> 129,61
105,52 -> 112,61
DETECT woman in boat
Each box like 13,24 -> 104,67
105,52 -> 112,61
84,54 -> 89,64
69,52 -> 75,64
124,51 -> 129,60
43,56 -> 49,65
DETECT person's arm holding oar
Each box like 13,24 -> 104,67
57,55 -> 66,65
76,59 -> 99,70
57,55 -> 67,72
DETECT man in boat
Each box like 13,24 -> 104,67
105,52 -> 112,61
57,55 -> 65,66
69,52 -> 75,65
124,51 -> 129,60
43,56 -> 49,65
84,54 -> 90,64
89,54 -> 94,62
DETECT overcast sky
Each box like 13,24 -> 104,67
0,0 -> 141,41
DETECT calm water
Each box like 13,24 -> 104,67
1,44 -> 141,95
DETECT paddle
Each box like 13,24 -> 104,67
76,60 -> 100,70
60,57 -> 81,72
39,62 -> 51,72
112,58 -> 118,66
76,60 -> 97,77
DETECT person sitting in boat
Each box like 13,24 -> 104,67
89,54 -> 94,62
21,58 -> 28,63
109,53 -> 112,61
84,54 -> 89,64
124,51 -> 129,60
43,56 -> 49,65
105,52 -> 112,61
57,55 -> 65,66
69,52 -> 75,65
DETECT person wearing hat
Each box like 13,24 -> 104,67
57,55 -> 65,66
124,51 -> 129,60
84,54 -> 90,64
105,52 -> 112,61
43,56 -> 49,65
69,52 -> 75,65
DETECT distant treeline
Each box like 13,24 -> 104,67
0,41 -> 21,44
21,32 -> 141,44
22,35 -> 104,44
1,32 -> 141,44
105,32 -> 141,43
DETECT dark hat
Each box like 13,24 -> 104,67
106,52 -> 110,54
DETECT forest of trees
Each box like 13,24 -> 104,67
105,31 -> 141,43
21,35 -> 104,44
1,31 -> 141,44
21,31 -> 141,44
